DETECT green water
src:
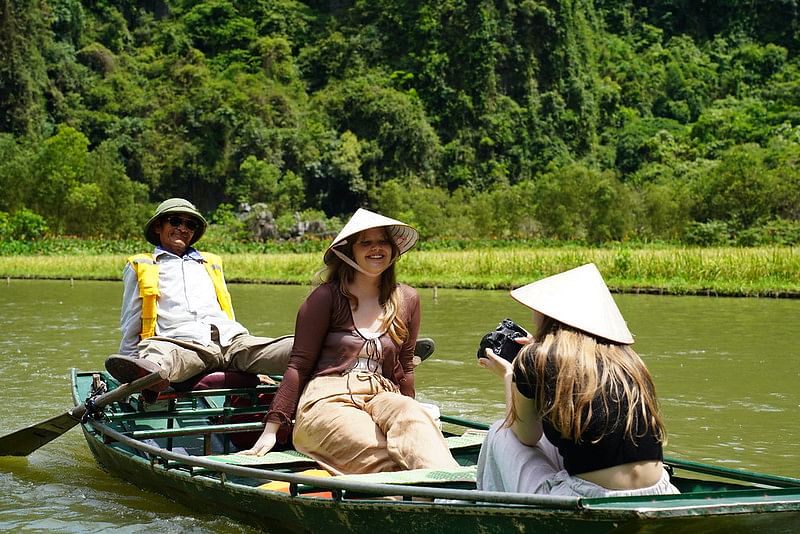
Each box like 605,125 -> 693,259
0,280 -> 798,532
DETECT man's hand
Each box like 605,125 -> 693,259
257,374 -> 276,385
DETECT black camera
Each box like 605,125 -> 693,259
477,318 -> 528,363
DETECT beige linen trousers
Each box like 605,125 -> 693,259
292,372 -> 458,475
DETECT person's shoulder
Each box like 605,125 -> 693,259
125,252 -> 157,274
195,249 -> 223,262
307,282 -> 336,302
127,252 -> 155,262
396,283 -> 420,303
397,283 -> 418,296
299,282 -> 338,317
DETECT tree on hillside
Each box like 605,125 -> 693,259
0,0 -> 50,136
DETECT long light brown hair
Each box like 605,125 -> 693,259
511,316 -> 666,445
319,228 -> 408,346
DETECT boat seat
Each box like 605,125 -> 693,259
205,449 -> 316,467
442,430 -> 486,450
333,465 -> 478,485
204,431 -> 487,467
171,370 -> 263,391
253,465 -> 477,499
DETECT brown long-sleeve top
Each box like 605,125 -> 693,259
265,281 -> 421,431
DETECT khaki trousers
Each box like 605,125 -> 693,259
292,372 -> 459,475
137,334 -> 293,383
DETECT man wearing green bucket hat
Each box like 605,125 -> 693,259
104,198 -> 294,398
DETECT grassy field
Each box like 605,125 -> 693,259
0,246 -> 798,297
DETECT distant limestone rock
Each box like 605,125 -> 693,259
240,203 -> 278,241
237,203 -> 330,241
284,212 -> 327,239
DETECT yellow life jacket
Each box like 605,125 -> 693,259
127,251 -> 234,340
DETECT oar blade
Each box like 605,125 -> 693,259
0,369 -> 167,457
0,411 -> 80,456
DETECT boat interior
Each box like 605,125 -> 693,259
73,369 -> 800,502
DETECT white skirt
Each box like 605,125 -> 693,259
476,419 -> 680,497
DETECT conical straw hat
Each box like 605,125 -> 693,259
324,208 -> 419,266
510,263 -> 634,344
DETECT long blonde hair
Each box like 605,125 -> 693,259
512,316 -> 666,445
319,228 -> 408,346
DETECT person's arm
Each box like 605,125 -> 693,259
216,258 -> 236,321
397,285 -> 421,397
119,263 -> 142,356
510,384 -> 543,446
479,348 -> 543,446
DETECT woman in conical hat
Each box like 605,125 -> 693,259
243,208 -> 458,474
476,264 -> 679,497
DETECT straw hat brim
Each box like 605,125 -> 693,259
324,208 -> 418,265
510,263 -> 634,344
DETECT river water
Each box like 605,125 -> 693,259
0,280 -> 798,532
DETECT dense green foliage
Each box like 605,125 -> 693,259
1,0 -> 800,244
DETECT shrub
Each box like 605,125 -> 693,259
684,220 -> 730,245
734,219 -> 800,246
0,212 -> 8,240
4,209 -> 50,240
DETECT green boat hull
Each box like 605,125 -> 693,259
73,370 -> 800,533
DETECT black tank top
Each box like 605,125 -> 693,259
513,362 -> 663,475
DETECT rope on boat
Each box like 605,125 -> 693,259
81,374 -> 109,424
86,419 -> 583,509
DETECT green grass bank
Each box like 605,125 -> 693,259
1,246 -> 798,297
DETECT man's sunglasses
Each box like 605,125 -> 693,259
166,215 -> 199,231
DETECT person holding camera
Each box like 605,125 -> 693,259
476,263 -> 679,497
242,208 -> 457,474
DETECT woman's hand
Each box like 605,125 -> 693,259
478,348 -> 513,380
239,422 -> 280,456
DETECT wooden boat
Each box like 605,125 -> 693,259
71,368 -> 800,534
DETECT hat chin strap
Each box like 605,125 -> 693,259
331,248 -> 396,278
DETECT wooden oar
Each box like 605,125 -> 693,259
0,370 -> 167,457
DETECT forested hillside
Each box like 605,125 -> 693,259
1,0 -> 799,244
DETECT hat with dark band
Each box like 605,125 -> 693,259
144,198 -> 207,246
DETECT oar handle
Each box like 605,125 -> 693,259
70,371 -> 168,421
